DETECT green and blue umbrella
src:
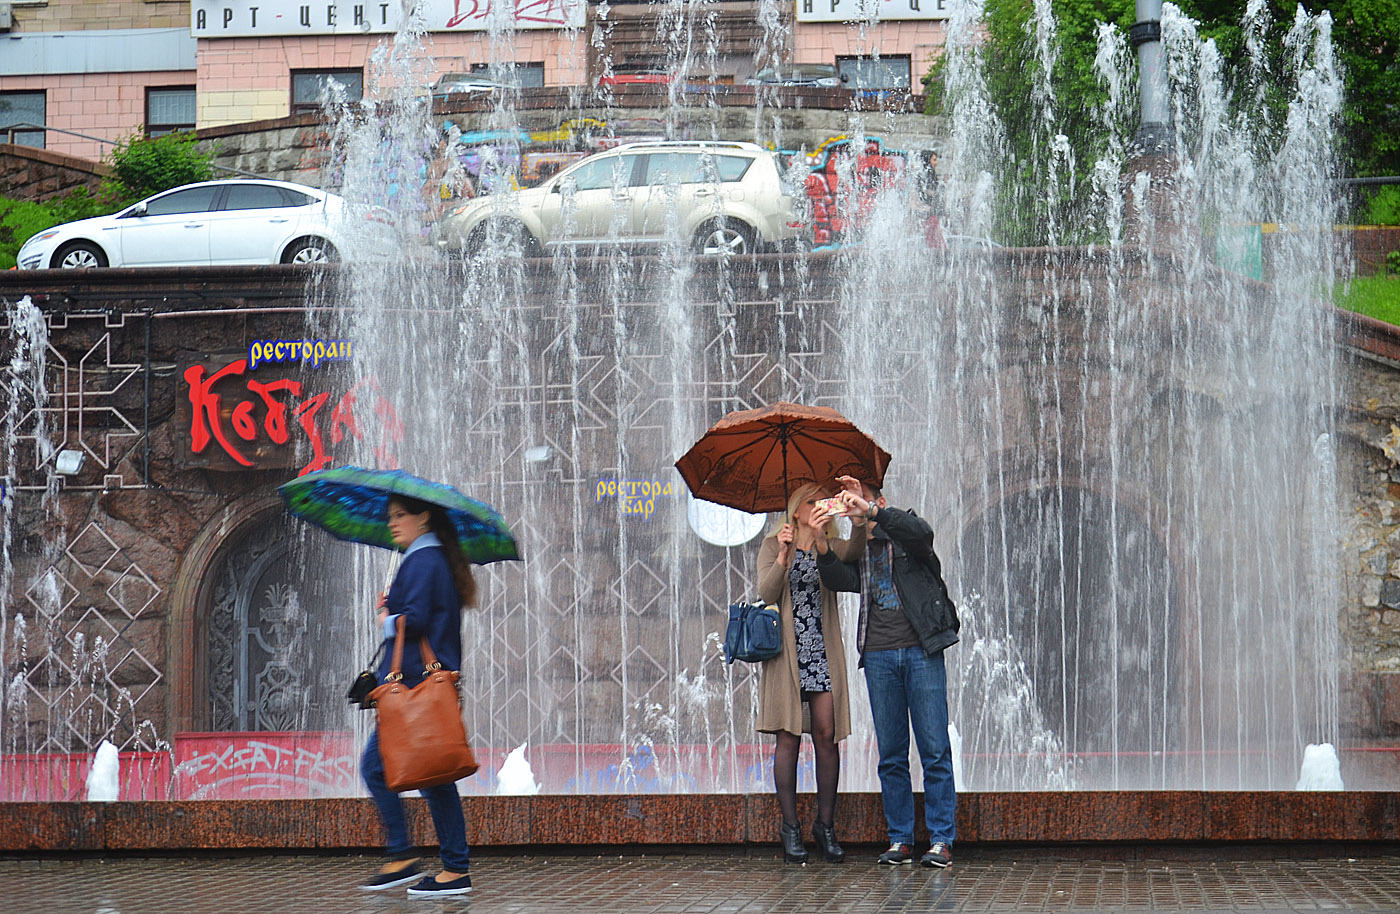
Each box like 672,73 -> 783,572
278,465 -> 520,564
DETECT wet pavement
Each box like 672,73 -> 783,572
4,847 -> 1400,914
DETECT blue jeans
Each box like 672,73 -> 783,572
863,646 -> 956,847
362,728 -> 471,871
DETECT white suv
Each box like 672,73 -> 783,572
433,141 -> 800,256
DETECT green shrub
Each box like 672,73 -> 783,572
1365,187 -> 1400,226
0,188 -> 116,269
103,130 -> 215,204
1389,250 -> 1400,276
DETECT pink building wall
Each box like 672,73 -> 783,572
1,23 -> 943,166
197,33 -> 591,128
792,20 -> 948,86
0,71 -> 196,162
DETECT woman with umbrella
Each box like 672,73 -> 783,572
280,466 -> 520,897
755,482 -> 852,865
358,493 -> 478,896
676,401 -> 888,866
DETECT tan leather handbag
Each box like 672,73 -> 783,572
369,617 -> 479,791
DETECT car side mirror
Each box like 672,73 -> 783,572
124,202 -> 148,218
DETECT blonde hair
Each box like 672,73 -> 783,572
765,481 -> 835,540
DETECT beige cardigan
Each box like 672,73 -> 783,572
754,534 -> 852,740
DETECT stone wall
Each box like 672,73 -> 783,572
196,92 -> 941,187
0,144 -> 110,204
3,259 -> 1398,794
1339,339 -> 1400,754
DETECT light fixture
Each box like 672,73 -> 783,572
55,449 -> 85,476
524,445 -> 552,464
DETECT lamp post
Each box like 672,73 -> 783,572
1131,0 -> 1171,153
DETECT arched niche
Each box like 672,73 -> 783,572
167,497 -> 352,734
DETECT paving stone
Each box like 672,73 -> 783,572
3,848 -> 1400,913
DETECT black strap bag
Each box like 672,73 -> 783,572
723,600 -> 782,664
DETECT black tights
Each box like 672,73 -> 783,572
774,691 -> 840,828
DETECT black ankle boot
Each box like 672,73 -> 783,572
779,821 -> 808,864
812,821 -> 845,863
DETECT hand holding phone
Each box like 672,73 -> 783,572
814,497 -> 848,516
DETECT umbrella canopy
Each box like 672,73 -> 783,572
674,401 -> 891,514
278,465 -> 520,563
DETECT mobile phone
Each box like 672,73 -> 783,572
814,497 -> 847,516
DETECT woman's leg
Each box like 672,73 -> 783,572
773,730 -> 801,826
421,781 -> 471,875
361,729 -> 416,862
807,691 -> 840,827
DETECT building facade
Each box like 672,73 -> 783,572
0,0 -> 947,162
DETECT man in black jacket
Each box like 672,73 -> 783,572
817,475 -> 959,868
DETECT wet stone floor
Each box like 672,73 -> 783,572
3,847 -> 1399,914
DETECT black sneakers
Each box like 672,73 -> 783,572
877,843 -> 913,865
359,861 -> 422,891
921,842 -> 952,868
407,873 -> 474,896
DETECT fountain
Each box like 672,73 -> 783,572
0,0 -> 1377,834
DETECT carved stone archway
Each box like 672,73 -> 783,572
168,497 -> 350,734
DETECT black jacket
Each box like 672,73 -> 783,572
817,505 -> 960,662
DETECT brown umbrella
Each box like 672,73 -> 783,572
674,401 -> 892,513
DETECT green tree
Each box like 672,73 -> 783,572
926,0 -> 1400,237
103,130 -> 215,204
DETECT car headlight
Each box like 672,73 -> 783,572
19,229 -> 59,253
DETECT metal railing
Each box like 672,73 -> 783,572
2,122 -> 268,178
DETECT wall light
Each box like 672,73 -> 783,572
55,449 -> 85,476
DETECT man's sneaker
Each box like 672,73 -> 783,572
360,861 -> 422,891
406,873 -> 473,896
877,843 -> 913,865
921,842 -> 952,868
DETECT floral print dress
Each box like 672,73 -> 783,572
788,548 -> 831,693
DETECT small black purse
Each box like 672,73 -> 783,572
346,642 -> 386,709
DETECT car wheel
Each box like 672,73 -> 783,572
696,220 -> 755,256
466,221 -> 539,258
282,237 -> 339,265
52,241 -> 108,270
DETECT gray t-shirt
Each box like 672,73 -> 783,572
863,538 -> 920,652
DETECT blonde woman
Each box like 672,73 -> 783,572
754,482 -> 851,864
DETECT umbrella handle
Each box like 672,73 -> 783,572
376,562 -> 398,615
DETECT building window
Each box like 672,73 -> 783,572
146,87 -> 196,136
836,56 -> 912,90
0,91 -> 46,149
291,69 -> 364,112
470,62 -> 546,88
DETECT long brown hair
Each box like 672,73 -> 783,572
389,495 -> 478,609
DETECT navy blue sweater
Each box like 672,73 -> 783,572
376,545 -> 463,687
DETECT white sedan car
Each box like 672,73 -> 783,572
18,179 -> 349,270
